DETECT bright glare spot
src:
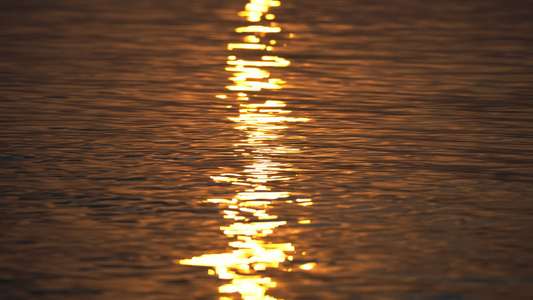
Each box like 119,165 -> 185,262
244,35 -> 261,43
299,262 -> 316,270
228,43 -> 266,50
236,26 -> 281,33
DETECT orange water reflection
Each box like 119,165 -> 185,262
179,1 -> 311,299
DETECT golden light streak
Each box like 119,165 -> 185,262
180,1 -> 314,299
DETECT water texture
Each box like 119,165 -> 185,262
1,0 -> 532,299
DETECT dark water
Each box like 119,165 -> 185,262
1,0 -> 532,299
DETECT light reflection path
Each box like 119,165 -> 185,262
179,1 -> 313,299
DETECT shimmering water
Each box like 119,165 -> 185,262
1,0 -> 532,299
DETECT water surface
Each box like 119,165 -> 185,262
1,0 -> 532,299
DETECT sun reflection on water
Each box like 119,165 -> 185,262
179,1 -> 311,299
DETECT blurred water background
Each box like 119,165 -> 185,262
1,0 -> 532,299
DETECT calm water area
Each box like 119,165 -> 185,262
1,0 -> 532,299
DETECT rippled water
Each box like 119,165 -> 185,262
1,0 -> 532,299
